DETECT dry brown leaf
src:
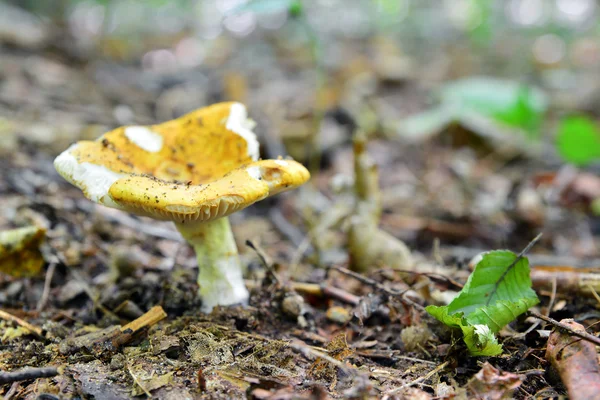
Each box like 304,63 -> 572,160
545,319 -> 600,400
467,362 -> 524,400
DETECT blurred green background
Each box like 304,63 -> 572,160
2,0 -> 600,166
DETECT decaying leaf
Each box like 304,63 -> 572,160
185,324 -> 300,394
400,324 -> 434,353
0,225 -> 46,277
467,362 -> 524,400
545,319 -> 600,400
70,361 -> 131,400
308,333 -> 353,390
1,326 -> 31,343
130,369 -> 174,397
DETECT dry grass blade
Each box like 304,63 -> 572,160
0,309 -> 43,337
289,340 -> 356,376
387,361 -> 449,395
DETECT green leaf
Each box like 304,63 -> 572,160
426,250 -> 539,356
398,106 -> 457,141
229,0 -> 299,15
468,0 -> 493,47
556,115 -> 600,166
424,308 -> 503,356
446,251 -> 539,331
463,324 -> 503,356
425,305 -> 467,330
288,0 -> 303,17
439,77 -> 547,136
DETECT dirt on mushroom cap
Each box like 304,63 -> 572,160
108,159 -> 310,222
68,102 -> 257,184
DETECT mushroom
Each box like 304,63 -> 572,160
54,102 -> 310,312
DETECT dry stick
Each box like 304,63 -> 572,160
4,381 -> 21,400
356,351 -> 436,366
246,240 -> 280,285
291,282 -> 361,305
374,268 -> 464,290
36,262 -> 56,312
0,367 -> 60,385
528,310 -> 600,347
289,341 -> 355,376
244,240 -> 361,305
387,361 -> 449,395
0,309 -> 43,337
329,265 -> 424,310
443,245 -> 600,269
121,306 -> 167,333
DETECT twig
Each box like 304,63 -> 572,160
442,245 -> 600,268
0,367 -> 60,385
289,235 -> 313,275
356,351 -> 436,365
289,341 -> 355,375
374,268 -> 464,290
387,361 -> 449,395
36,262 -> 56,312
528,311 -> 600,347
291,282 -> 361,305
120,306 -> 167,333
0,309 -> 43,337
246,240 -> 280,285
96,307 -> 166,352
321,285 -> 361,306
329,265 -> 424,310
487,233 -> 542,306
4,381 -> 21,400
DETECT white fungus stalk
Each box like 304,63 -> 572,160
175,217 -> 249,312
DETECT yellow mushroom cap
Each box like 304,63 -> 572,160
54,102 -> 310,222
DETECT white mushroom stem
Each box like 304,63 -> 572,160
175,217 -> 249,312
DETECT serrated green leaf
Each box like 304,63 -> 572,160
425,305 -> 466,329
446,250 -> 539,331
426,250 -> 539,356
556,115 -> 600,166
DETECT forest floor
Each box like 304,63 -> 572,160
0,24 -> 599,399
